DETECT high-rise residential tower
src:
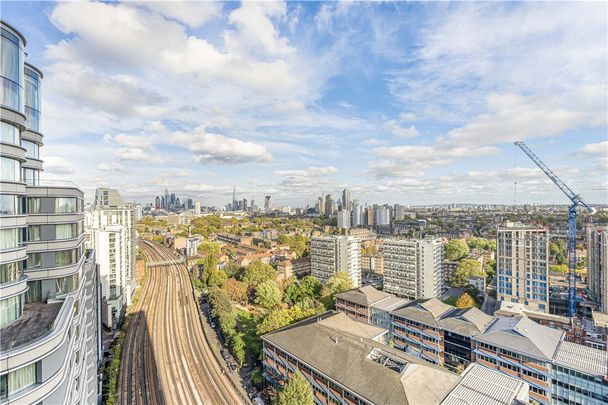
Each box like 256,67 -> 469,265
86,188 -> 136,329
383,238 -> 444,299
0,21 -> 100,404
587,226 -> 607,312
325,194 -> 333,216
342,188 -> 351,210
496,222 -> 549,313
310,236 -> 361,287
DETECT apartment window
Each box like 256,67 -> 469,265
55,274 -> 78,295
0,121 -> 19,145
0,260 -> 22,283
1,157 -> 20,182
21,140 -> 38,159
0,362 -> 38,399
25,280 -> 42,303
26,252 -> 41,269
55,197 -> 76,213
55,248 -> 79,266
56,223 -> 77,239
0,295 -> 22,327
0,228 -> 21,250
0,194 -> 20,215
22,168 -> 38,186
28,225 -> 41,241
27,197 -> 40,213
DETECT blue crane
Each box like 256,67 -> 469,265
514,141 -> 596,317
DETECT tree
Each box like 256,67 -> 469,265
452,259 -> 483,287
550,264 -> 568,273
276,371 -> 314,405
200,255 -> 219,287
284,276 -> 322,305
455,292 -> 475,308
320,271 -> 353,308
199,241 -> 222,255
255,280 -> 283,309
242,260 -> 277,288
208,288 -> 232,319
222,278 -> 248,304
446,239 -> 470,261
257,308 -> 292,335
208,267 -> 228,288
483,259 -> 496,282
218,309 -> 237,338
230,333 -> 246,367
223,262 -> 242,279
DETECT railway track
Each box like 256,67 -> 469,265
117,240 -> 243,404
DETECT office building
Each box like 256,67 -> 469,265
588,226 -> 607,313
0,21 -> 100,404
352,202 -> 363,227
335,286 -> 408,328
342,188 -> 351,210
324,194 -> 333,216
310,236 -> 361,287
383,238 -> 444,300
264,195 -> 272,213
86,188 -> 135,329
337,209 -> 351,229
497,222 -> 549,313
262,311 -> 531,405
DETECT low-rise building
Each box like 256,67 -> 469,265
292,256 -> 311,276
335,286 -> 394,323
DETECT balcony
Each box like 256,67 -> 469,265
0,301 -> 62,351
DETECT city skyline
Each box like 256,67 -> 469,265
2,1 -> 606,207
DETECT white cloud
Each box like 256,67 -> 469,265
44,156 -> 75,175
114,147 -> 163,163
140,2 -> 221,28
96,162 -> 126,172
274,166 -> 338,177
383,120 -> 419,138
171,126 -> 272,164
579,141 -> 608,156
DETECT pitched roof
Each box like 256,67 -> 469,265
262,312 -> 460,405
317,312 -> 387,340
335,285 -> 392,307
474,317 -> 564,361
439,308 -> 494,336
392,298 -> 454,326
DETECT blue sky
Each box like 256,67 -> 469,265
3,1 -> 607,206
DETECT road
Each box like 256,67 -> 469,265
118,240 -> 244,405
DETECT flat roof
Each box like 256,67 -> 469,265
441,363 -> 528,405
0,302 -> 63,350
263,311 -> 461,404
554,341 -> 608,377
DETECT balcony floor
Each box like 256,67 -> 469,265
0,302 -> 62,351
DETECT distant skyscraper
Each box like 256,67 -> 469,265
342,188 -> 351,210
497,222 -> 549,313
383,238 -> 445,299
232,185 -> 237,211
337,209 -> 351,228
195,201 -> 201,214
155,195 -> 161,209
264,195 -> 272,213
352,202 -> 363,227
374,206 -> 390,226
317,196 -> 324,215
311,236 -> 361,287
587,226 -> 607,312
325,194 -> 334,216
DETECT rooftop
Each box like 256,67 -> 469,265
592,311 -> 608,328
263,311 -> 461,404
335,285 -> 393,307
554,341 -> 608,377
317,311 -> 388,341
474,317 -> 564,361
371,295 -> 410,312
392,298 -> 454,326
439,307 -> 495,337
441,363 -> 529,405
0,302 -> 63,351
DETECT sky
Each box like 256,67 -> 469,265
3,1 -> 607,207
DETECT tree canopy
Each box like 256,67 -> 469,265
276,371 -> 314,405
452,259 -> 483,287
242,260 -> 277,288
255,280 -> 283,309
455,292 -> 475,308
284,276 -> 322,305
466,237 -> 496,252
278,234 -> 309,258
222,278 -> 248,304
199,241 -> 222,255
445,239 -> 470,261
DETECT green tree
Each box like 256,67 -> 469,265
550,264 -> 568,273
278,235 -> 309,258
223,262 -> 242,279
208,288 -> 232,318
256,308 -> 292,335
455,292 -> 475,308
242,260 -> 277,288
284,276 -> 322,305
446,239 -> 470,261
208,267 -> 228,289
483,259 -> 496,281
452,259 -> 483,287
199,241 -> 222,255
230,333 -> 246,367
276,371 -> 314,405
222,278 -> 249,304
218,309 -> 237,337
320,271 -> 353,307
255,280 -> 283,309
200,255 -> 219,287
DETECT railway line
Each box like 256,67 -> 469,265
117,240 -> 244,404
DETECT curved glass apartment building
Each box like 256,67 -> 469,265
1,21 -> 100,404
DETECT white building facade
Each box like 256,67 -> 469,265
311,236 -> 361,287
86,188 -> 135,329
383,238 -> 444,300
0,22 -> 100,404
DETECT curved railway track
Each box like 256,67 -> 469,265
117,240 -> 243,404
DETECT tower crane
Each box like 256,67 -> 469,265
514,141 -> 596,317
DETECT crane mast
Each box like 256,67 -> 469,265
514,141 -> 595,317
